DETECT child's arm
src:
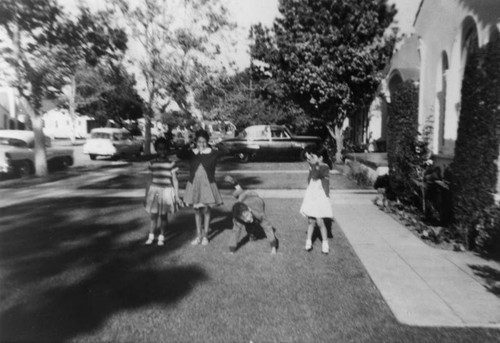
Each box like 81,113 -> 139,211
215,142 -> 230,157
144,163 -> 152,205
320,164 -> 330,197
307,164 -> 312,185
172,163 -> 182,205
224,174 -> 244,199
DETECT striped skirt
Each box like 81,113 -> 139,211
145,184 -> 178,215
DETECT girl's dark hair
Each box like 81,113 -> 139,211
195,129 -> 210,142
154,137 -> 170,151
305,144 -> 327,160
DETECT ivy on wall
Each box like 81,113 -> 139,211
450,38 -> 500,253
387,81 -> 429,205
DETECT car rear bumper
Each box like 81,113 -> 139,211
83,147 -> 117,156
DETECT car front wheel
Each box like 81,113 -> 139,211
300,149 -> 308,161
17,160 -> 33,177
235,152 -> 250,163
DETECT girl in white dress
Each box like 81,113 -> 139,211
300,146 -> 333,254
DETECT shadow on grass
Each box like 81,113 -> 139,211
78,173 -> 264,190
0,171 -> 78,189
469,265 -> 500,298
0,196 -> 209,342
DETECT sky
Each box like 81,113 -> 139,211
0,0 -> 422,87
61,0 -> 422,69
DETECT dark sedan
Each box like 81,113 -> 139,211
218,125 -> 321,162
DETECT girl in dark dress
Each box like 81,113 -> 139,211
184,129 -> 226,245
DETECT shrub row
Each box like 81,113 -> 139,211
450,39 -> 500,253
386,81 -> 428,206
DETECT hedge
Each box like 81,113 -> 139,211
387,81 -> 428,205
450,38 -> 500,253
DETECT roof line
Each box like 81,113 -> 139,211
413,0 -> 425,27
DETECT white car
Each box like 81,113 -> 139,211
83,128 -> 144,160
0,130 -> 74,177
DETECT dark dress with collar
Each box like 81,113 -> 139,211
183,148 -> 223,208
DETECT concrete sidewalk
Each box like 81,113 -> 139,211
331,192 -> 500,328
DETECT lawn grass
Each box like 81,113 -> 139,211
1,196 -> 499,342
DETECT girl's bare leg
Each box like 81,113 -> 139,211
157,214 -> 167,246
146,214 -> 158,245
159,214 -> 168,236
305,217 -> 316,250
317,218 -> 329,254
202,207 -> 211,238
191,208 -> 203,245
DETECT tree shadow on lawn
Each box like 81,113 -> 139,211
469,264 -> 500,298
0,197 -> 210,342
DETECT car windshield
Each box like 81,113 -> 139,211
271,128 -> 290,139
91,132 -> 112,139
244,127 -> 268,140
0,137 -> 28,148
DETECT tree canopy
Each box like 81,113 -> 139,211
114,0 -> 236,153
251,0 -> 397,128
75,63 -> 144,127
0,0 -> 128,175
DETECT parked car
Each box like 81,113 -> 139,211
218,125 -> 321,162
206,120 -> 237,145
0,130 -> 74,177
83,128 -> 143,160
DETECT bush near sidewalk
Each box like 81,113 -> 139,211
386,81 -> 429,206
449,39 -> 500,253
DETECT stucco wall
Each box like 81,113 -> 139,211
415,0 -> 500,160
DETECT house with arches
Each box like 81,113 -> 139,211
374,0 -> 500,194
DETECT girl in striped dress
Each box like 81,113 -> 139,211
144,138 -> 181,246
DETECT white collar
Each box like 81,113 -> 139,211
193,147 -> 212,155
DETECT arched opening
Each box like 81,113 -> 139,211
442,17 -> 479,156
388,72 -> 403,100
490,25 -> 500,43
437,52 -> 448,153
460,17 -> 479,80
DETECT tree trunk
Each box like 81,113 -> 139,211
144,113 -> 152,155
186,87 -> 201,120
33,116 -> 48,177
21,98 -> 48,176
327,124 -> 344,163
68,75 -> 77,145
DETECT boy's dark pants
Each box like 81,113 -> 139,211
229,190 -> 277,252
229,217 -> 277,252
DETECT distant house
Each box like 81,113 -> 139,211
0,87 -> 18,129
43,109 -> 96,139
0,102 -> 8,130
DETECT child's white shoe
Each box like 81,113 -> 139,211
322,240 -> 329,254
271,247 -> 277,255
191,236 -> 201,246
157,234 -> 165,246
145,234 -> 154,245
201,237 -> 209,246
305,239 -> 312,251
